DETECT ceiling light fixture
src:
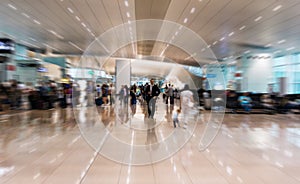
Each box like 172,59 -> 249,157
126,12 -> 130,18
273,50 -> 282,54
33,20 -> 41,25
277,39 -> 286,44
239,25 -> 246,30
68,41 -> 83,51
213,41 -> 218,45
207,45 -> 211,48
48,30 -> 64,39
67,7 -> 74,14
273,5 -> 282,11
75,16 -> 81,21
183,18 -> 188,23
22,13 -> 30,18
286,47 -> 295,51
254,16 -> 262,22
175,31 -> 178,36
81,22 -> 87,28
29,37 -> 37,42
265,43 -> 272,47
244,50 -> 251,54
219,37 -> 225,41
190,7 -> 196,14
228,32 -> 235,37
124,1 -> 129,7
201,48 -> 206,52
8,4 -> 17,10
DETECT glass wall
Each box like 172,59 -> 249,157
273,53 -> 300,94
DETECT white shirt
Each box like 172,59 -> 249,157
180,90 -> 194,110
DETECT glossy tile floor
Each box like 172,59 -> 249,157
0,99 -> 300,184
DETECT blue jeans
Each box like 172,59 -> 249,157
241,103 -> 252,112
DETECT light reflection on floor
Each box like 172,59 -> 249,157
0,100 -> 299,183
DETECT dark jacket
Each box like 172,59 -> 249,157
145,84 -> 160,100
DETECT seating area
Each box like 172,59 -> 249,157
199,90 -> 300,114
227,92 -> 300,114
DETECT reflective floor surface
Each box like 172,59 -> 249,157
0,100 -> 300,184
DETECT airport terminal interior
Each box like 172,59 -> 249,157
0,0 -> 300,183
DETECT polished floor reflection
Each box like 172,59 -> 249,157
0,101 -> 299,183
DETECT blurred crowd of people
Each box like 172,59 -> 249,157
0,79 -> 80,111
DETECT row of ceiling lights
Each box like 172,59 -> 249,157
7,2 -> 84,52
124,0 -> 136,56
7,3 -> 65,52
214,3 -> 286,60
181,2 -> 293,61
7,3 -> 60,51
60,0 -> 99,52
221,4 -> 297,60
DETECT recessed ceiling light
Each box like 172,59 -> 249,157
277,39 -> 286,44
265,43 -> 272,47
29,37 -> 37,42
8,4 -> 17,10
175,31 -> 178,36
244,50 -> 251,54
213,41 -> 218,45
190,7 -> 196,14
219,37 -> 225,41
207,45 -> 211,48
75,16 -> 81,21
124,1 -> 129,7
126,12 -> 130,18
273,50 -> 282,54
239,25 -> 246,30
48,30 -> 55,34
183,18 -> 188,23
179,25 -> 183,30
81,22 -> 87,28
87,28 -> 91,33
67,7 -> 74,14
254,16 -> 262,22
68,41 -> 83,51
201,48 -> 206,52
33,20 -> 41,25
228,32 -> 235,37
286,47 -> 295,51
273,5 -> 282,11
22,13 -> 30,18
